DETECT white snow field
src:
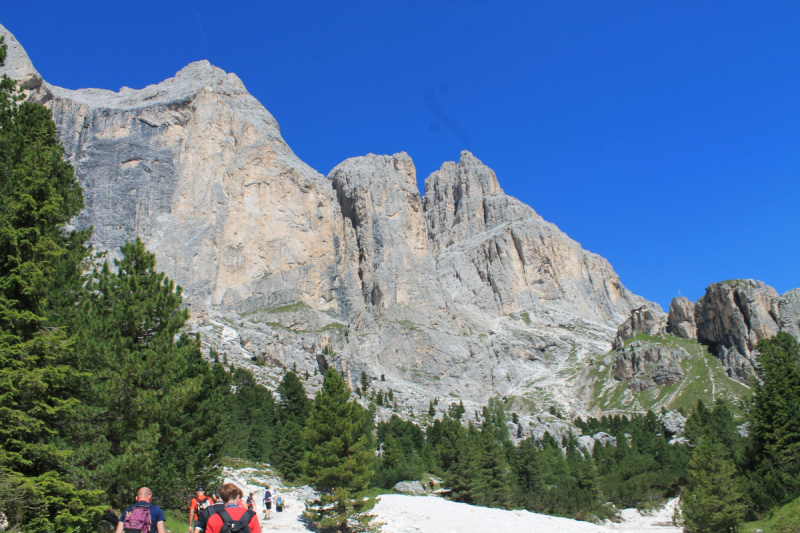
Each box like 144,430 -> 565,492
251,492 -> 681,533
222,463 -> 681,533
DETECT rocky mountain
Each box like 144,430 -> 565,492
0,24 -> 731,423
667,280 -> 800,381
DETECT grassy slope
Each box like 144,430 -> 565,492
584,334 -> 752,417
742,494 -> 800,532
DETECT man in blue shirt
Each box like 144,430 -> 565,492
116,487 -> 167,533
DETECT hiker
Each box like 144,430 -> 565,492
245,492 -> 255,512
262,486 -> 273,520
116,487 -> 166,533
193,486 -> 225,533
189,486 -> 214,532
275,492 -> 284,513
429,479 -> 435,492
205,483 -> 260,533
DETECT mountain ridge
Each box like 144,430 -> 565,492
0,23 -> 687,420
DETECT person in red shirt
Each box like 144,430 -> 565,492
206,483 -> 260,533
188,486 -> 215,532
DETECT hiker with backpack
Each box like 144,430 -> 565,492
245,492 -> 254,512
193,486 -> 225,533
262,486 -> 272,520
116,487 -> 166,533
189,486 -> 215,532
205,483 -> 260,533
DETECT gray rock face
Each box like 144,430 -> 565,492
576,432 -> 616,456
0,23 -> 663,415
394,481 -> 425,495
613,306 -> 667,349
659,410 -> 686,438
613,342 -> 686,391
667,280 -> 800,381
424,153 -> 656,326
667,297 -> 697,339
526,416 -> 578,445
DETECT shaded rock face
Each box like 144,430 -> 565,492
667,280 -> 800,381
0,24 -> 662,412
613,342 -> 686,391
613,306 -> 667,350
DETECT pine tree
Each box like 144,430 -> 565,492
681,440 -> 745,533
749,332 -> 800,511
361,370 -> 370,392
472,429 -> 515,508
428,402 -> 436,416
274,371 -> 311,480
303,367 -> 376,532
277,370 -> 311,424
444,426 -> 481,504
0,36 -> 103,531
65,239 -> 222,508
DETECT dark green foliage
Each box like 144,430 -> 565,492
360,370 -> 369,392
272,371 -> 311,481
748,332 -> 800,512
63,239 -> 223,508
303,367 -> 376,531
374,415 -> 424,488
681,440 -> 746,533
447,401 -> 465,420
221,367 -> 277,464
428,402 -> 435,416
0,38 -> 103,530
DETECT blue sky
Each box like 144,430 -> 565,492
3,2 -> 799,310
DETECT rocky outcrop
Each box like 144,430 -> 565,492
577,432 -> 616,456
667,298 -> 697,339
613,341 -> 686,391
666,280 -> 800,381
658,411 -> 686,438
612,306 -> 667,349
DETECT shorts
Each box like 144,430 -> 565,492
264,502 -> 272,510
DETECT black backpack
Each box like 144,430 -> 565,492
198,502 -> 225,525
217,509 -> 255,533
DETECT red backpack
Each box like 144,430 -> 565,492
123,503 -> 152,533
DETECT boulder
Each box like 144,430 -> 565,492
394,481 -> 426,495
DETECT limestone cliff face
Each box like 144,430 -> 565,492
1,26 -> 353,315
424,152 -> 652,325
1,24 -> 661,414
667,280 -> 800,381
329,153 -> 453,331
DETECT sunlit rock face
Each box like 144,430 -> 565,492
1,23 -> 664,416
667,280 -> 800,381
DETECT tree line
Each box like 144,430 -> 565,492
1,35 -> 798,532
